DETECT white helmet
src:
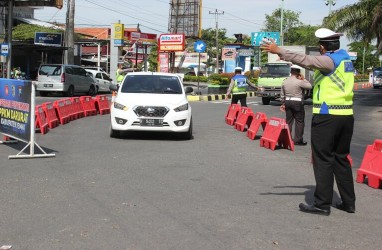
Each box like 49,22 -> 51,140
234,67 -> 243,71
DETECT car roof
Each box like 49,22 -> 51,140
126,72 -> 180,77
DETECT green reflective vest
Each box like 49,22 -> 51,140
312,57 -> 354,115
116,69 -> 125,83
232,75 -> 248,95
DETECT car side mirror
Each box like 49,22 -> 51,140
109,84 -> 119,92
185,86 -> 193,94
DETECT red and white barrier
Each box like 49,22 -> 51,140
94,95 -> 110,115
42,102 -> 59,129
356,139 -> 382,189
247,112 -> 268,140
80,96 -> 97,117
70,97 -> 85,119
35,105 -> 49,135
53,99 -> 70,124
234,107 -> 254,132
260,117 -> 294,151
225,104 -> 240,126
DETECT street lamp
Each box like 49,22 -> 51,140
324,0 -> 336,15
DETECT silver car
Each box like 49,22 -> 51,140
36,64 -> 97,97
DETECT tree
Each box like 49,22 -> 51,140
12,24 -> 63,40
323,0 -> 382,52
348,41 -> 379,73
284,25 -> 321,46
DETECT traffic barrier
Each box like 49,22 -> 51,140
354,83 -> 358,90
35,105 -> 49,135
234,107 -> 254,132
80,96 -> 97,117
247,112 -> 268,140
70,97 -> 85,119
53,99 -> 70,124
225,104 -> 240,125
260,117 -> 294,151
94,95 -> 110,115
42,102 -> 59,129
356,139 -> 382,189
63,98 -> 75,121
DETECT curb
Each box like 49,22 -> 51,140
187,92 -> 257,102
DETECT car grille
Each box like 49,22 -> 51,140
133,106 -> 169,117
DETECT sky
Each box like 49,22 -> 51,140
34,0 -> 360,48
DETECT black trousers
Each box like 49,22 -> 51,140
285,100 -> 305,143
231,93 -> 247,107
311,114 -> 355,210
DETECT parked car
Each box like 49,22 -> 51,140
109,72 -> 194,139
36,64 -> 96,97
85,69 -> 113,93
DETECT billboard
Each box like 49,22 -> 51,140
158,34 -> 185,51
34,32 -> 62,46
222,48 -> 237,61
13,0 -> 63,9
0,79 -> 31,142
251,32 -> 280,46
168,0 -> 201,38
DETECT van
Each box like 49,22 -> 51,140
36,64 -> 97,97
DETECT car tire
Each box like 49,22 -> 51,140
262,97 -> 271,105
180,118 -> 193,140
66,86 -> 74,97
88,85 -> 96,96
109,125 -> 120,138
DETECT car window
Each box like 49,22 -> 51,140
87,71 -> 94,77
96,73 -> 102,79
65,67 -> 73,74
78,68 -> 88,76
71,67 -> 81,75
102,73 -> 111,81
39,65 -> 62,75
121,75 -> 181,94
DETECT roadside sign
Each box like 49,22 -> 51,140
194,40 -> 206,53
348,51 -> 357,61
158,34 -> 185,52
1,43 -> 9,56
251,32 -> 280,46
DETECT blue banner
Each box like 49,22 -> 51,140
34,32 -> 63,47
251,32 -> 280,46
0,79 -> 31,141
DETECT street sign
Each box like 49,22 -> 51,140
194,40 -> 206,53
1,43 -> 9,56
348,51 -> 357,61
251,32 -> 280,46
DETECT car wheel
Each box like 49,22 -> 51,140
180,118 -> 193,140
109,125 -> 120,138
262,97 -> 271,105
88,85 -> 96,96
66,86 -> 74,97
40,91 -> 48,97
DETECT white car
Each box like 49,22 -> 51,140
85,69 -> 113,93
109,72 -> 193,139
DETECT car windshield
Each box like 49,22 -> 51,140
260,64 -> 291,77
121,75 -> 182,94
39,65 -> 62,76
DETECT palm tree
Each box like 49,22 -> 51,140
323,0 -> 382,51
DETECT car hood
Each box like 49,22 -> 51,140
115,93 -> 187,107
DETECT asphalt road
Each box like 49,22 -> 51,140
1,87 -> 382,249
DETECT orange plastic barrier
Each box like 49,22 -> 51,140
225,104 -> 241,125
247,112 -> 268,140
94,95 -> 110,115
356,140 -> 382,188
70,97 -> 85,119
80,96 -> 97,117
42,102 -> 59,129
35,105 -> 49,135
234,107 -> 254,132
53,99 -> 70,124
260,117 -> 294,151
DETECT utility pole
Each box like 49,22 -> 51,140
280,0 -> 284,46
209,9 -> 224,73
64,0 -> 75,64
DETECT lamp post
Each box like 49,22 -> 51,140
324,0 -> 336,15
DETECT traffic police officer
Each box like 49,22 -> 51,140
116,62 -> 129,86
280,64 -> 312,146
261,28 -> 356,216
226,67 -> 257,107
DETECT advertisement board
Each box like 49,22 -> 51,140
251,32 -> 280,46
34,32 -> 63,46
158,34 -> 185,52
159,53 -> 169,73
0,79 -> 31,142
222,48 -> 237,61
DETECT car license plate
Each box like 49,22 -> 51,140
43,84 -> 53,87
140,119 -> 163,127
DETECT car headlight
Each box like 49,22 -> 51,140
258,87 -> 265,92
114,102 -> 128,111
174,103 -> 189,112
